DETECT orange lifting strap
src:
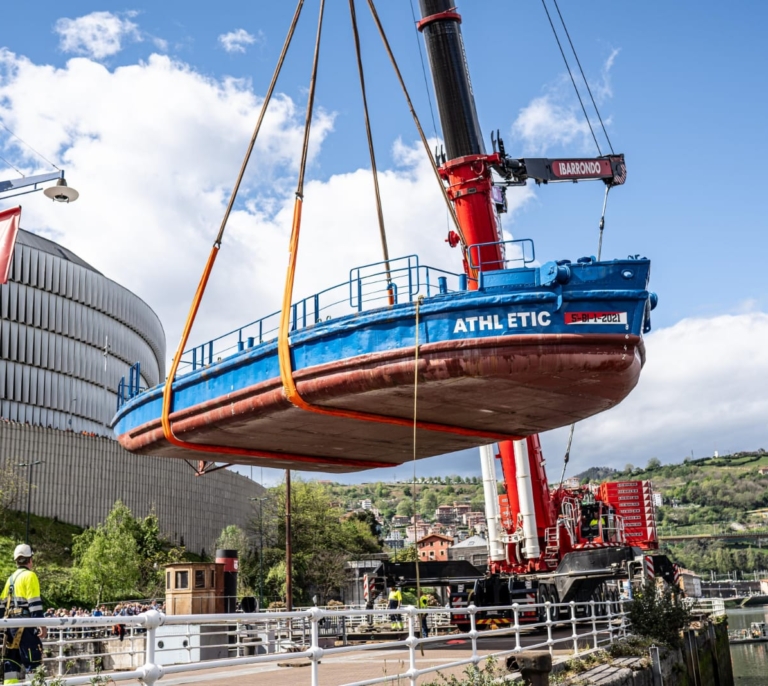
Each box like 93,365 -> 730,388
275,0 -> 519,444
159,0 -> 394,470
160,0 -> 519,471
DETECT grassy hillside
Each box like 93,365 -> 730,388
579,451 -> 768,575
0,510 -> 83,606
327,478 -> 486,522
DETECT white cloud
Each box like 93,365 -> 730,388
540,312 -> 768,472
55,11 -> 141,60
511,50 -> 618,155
322,311 -> 768,483
7,45 -> 759,489
0,50 -> 336,353
219,29 -> 259,54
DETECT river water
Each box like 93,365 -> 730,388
726,606 -> 768,685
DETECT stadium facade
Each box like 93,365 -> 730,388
1,229 -> 163,434
0,228 -> 262,552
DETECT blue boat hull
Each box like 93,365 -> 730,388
114,258 -> 654,472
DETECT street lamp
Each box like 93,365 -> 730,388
250,496 -> 269,611
1,170 -> 79,202
17,460 -> 43,544
67,397 -> 78,429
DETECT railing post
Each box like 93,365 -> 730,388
545,601 -> 553,656
590,599 -> 598,650
139,610 -> 163,686
406,607 -> 418,686
618,597 -> 627,638
468,604 -> 479,664
570,601 -> 578,655
512,602 -> 521,652
57,631 -> 65,676
606,593 -> 614,645
309,608 -> 323,686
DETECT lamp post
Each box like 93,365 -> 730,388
249,495 -> 268,611
17,460 -> 43,544
67,397 -> 77,429
0,170 -> 79,202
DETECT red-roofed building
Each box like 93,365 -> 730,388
417,533 -> 454,561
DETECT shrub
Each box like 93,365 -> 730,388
628,581 -> 691,648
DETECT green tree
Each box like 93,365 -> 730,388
0,465 -> 27,520
647,457 -> 662,470
396,499 -> 414,517
263,478 -> 381,604
73,501 -> 141,605
419,491 -> 438,517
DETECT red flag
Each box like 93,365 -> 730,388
0,206 -> 21,285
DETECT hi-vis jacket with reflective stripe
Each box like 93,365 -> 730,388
0,568 -> 43,618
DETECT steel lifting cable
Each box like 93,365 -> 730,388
277,0 -> 520,444
348,0 -> 392,290
364,0 -> 475,279
540,0 -> 602,156
596,185 -> 611,261
157,0 -> 389,470
552,0 -> 614,155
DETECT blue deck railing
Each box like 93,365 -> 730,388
177,254 -> 463,374
115,240 -> 537,409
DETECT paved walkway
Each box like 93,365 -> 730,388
120,629 -> 607,686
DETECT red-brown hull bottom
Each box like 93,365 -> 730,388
118,334 -> 644,472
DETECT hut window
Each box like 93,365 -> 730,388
166,571 -> 171,590
195,570 -> 206,588
175,571 -> 189,589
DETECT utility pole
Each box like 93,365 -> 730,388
249,496 -> 268,611
17,460 -> 43,544
285,469 -> 292,612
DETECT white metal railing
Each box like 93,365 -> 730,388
1,599 -> 632,686
683,597 -> 726,618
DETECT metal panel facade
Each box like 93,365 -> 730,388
0,230 -> 165,435
0,423 -> 264,554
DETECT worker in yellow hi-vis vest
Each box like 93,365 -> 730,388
0,545 -> 46,684
388,585 -> 403,630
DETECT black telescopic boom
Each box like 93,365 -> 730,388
418,0 -> 485,161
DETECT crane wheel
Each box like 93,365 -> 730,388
548,586 -> 561,623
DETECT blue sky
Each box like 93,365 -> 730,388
1,2 -> 766,486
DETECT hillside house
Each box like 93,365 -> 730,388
448,535 -> 488,568
417,533 -> 454,561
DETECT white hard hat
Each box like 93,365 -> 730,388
13,544 -> 33,560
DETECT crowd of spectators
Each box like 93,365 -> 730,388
43,602 -> 165,641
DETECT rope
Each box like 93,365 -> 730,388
156,0 -> 387,470
348,0 -> 392,290
558,422 -> 575,491
364,0 -> 474,279
540,0 -> 602,156
596,185 -> 610,261
552,0 -> 614,154
412,296 -> 424,653
276,0 -> 521,445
